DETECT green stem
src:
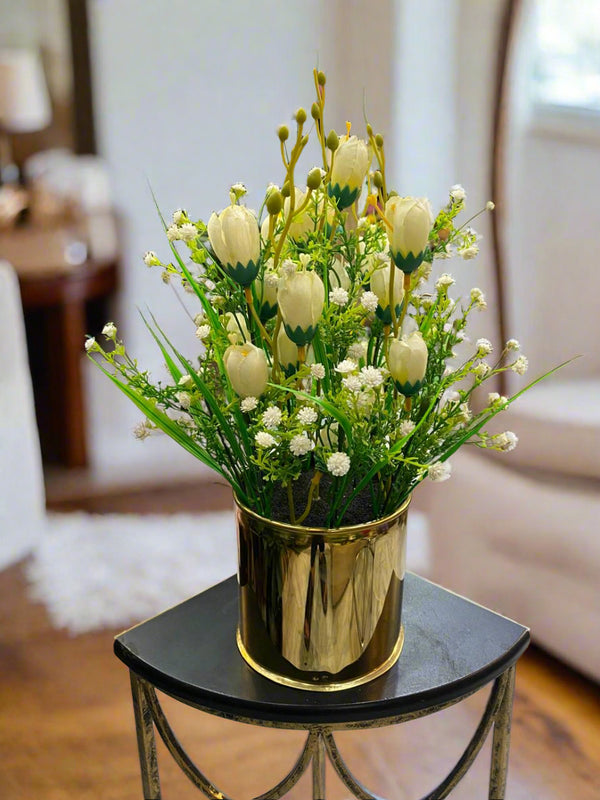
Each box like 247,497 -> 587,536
296,471 -> 322,525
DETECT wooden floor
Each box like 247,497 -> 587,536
1,481 -> 599,799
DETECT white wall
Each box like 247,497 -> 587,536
504,2 -> 600,381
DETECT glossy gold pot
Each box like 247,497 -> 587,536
235,497 -> 409,691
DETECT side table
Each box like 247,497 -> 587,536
114,573 -> 529,799
17,254 -> 118,467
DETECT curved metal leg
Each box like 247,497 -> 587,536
129,667 -> 518,800
489,664 -> 516,799
130,672 -> 161,799
322,670 -> 512,800
312,731 -> 327,799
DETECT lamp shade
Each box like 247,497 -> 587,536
0,49 -> 52,133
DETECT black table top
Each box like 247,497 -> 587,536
114,573 -> 529,727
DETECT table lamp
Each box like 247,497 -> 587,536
0,48 -> 52,184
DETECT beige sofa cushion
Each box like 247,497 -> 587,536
503,379 -> 600,481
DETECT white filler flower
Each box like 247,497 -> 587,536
255,431 -> 277,448
262,406 -> 283,429
240,396 -> 258,412
297,407 -> 318,425
290,433 -> 315,456
327,452 -> 351,477
428,460 -> 452,482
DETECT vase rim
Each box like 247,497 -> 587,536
233,493 -> 411,537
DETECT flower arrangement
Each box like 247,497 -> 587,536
88,70 -> 553,528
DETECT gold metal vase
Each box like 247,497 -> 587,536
235,496 -> 409,691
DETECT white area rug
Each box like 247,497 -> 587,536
27,510 -> 429,634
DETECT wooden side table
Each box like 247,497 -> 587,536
2,222 -> 119,467
114,573 -> 530,799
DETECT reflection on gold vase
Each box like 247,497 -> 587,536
235,496 -> 409,691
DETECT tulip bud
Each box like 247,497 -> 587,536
366,123 -> 373,137
385,196 -> 434,274
329,135 -> 371,209
311,102 -> 321,120
370,264 -> 404,325
306,167 -> 323,191
317,71 -> 326,86
278,269 -> 325,346
207,205 -> 261,286
277,326 -> 300,377
329,256 -> 351,291
326,129 -> 339,151
375,133 -> 384,148
373,170 -> 384,190
278,125 -> 289,142
281,182 -> 291,198
224,311 -> 250,344
224,342 -> 269,398
266,186 -> 283,216
387,332 -> 428,396
295,107 -> 307,125
254,270 -> 279,322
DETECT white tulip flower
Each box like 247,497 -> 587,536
386,196 -> 433,274
278,269 -> 324,346
224,342 -> 269,398
224,311 -> 250,344
329,135 -> 371,209
370,264 -> 404,324
387,331 -> 428,396
207,204 -> 260,286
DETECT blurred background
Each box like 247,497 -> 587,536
0,1 -> 598,797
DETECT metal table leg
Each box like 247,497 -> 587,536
130,671 -> 161,799
489,664 -> 516,799
312,730 -> 326,799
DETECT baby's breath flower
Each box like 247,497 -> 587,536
398,420 -> 415,437
327,451 -> 351,477
476,338 -> 493,356
144,250 -> 161,267
102,322 -> 117,339
441,389 -> 461,406
133,421 -> 151,440
436,273 -> 455,290
175,391 -> 192,410
178,374 -> 193,388
506,338 -> 520,351
356,390 -> 376,411
230,183 -> 247,201
360,291 -> 379,313
486,200 -> 495,211
450,184 -> 466,202
281,258 -> 297,276
360,366 -> 384,388
457,403 -> 472,423
470,287 -> 487,310
335,359 -> 357,375
166,224 -> 181,241
342,375 -> 362,393
262,406 -> 282,429
310,363 -> 326,380
179,222 -> 198,242
194,313 -> 206,326
297,406 -> 318,425
428,460 -> 452,482
290,433 -> 315,456
84,337 -> 97,352
473,362 -> 491,380
348,340 -> 368,361
241,396 -> 258,412
195,324 -> 211,340
255,431 -> 277,448
512,355 -> 529,375
172,209 -> 186,224
329,287 -> 349,306
161,271 -> 171,284
495,431 -> 519,452
459,245 -> 479,260
265,271 -> 279,288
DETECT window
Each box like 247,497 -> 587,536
531,0 -> 600,113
